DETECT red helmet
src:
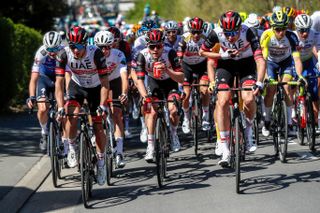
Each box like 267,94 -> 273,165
67,26 -> 88,44
145,29 -> 165,44
107,26 -> 121,40
188,17 -> 204,31
219,11 -> 242,32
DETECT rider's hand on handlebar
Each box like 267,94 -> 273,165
208,81 -> 215,93
26,96 -> 36,109
96,105 -> 109,117
119,93 -> 128,104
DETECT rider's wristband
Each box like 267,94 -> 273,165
255,81 -> 264,89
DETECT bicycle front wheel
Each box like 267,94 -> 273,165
234,117 -> 241,194
278,101 -> 288,163
155,118 -> 167,188
80,132 -> 92,208
296,100 -> 305,145
49,121 -> 59,188
306,97 -> 316,151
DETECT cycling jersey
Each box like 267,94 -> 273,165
32,45 -> 63,80
202,24 -> 262,61
118,40 -> 132,62
135,46 -> 182,80
164,35 -> 182,51
260,29 -> 300,63
105,49 -> 127,81
55,45 -> 107,88
178,32 -> 206,65
294,29 -> 320,62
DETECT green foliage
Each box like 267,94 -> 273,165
0,18 -> 15,110
12,24 -> 42,103
126,0 -> 320,23
0,17 -> 42,111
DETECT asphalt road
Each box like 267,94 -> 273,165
13,119 -> 320,213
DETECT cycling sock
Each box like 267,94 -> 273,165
183,108 -> 190,120
147,134 -> 155,149
287,106 -> 292,125
97,152 -> 105,167
220,131 -> 230,143
40,122 -> 48,135
170,125 -> 178,135
265,107 -> 271,122
202,106 -> 209,120
62,137 -> 69,155
125,114 -> 129,130
68,137 -> 77,151
291,106 -> 296,118
140,116 -> 146,129
245,119 -> 253,144
116,137 -> 124,155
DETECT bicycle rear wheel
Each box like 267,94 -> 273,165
306,97 -> 316,151
80,132 -> 92,208
278,101 -> 288,163
155,118 -> 167,188
49,121 -> 59,188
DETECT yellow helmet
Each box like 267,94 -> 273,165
239,12 -> 248,22
282,6 -> 296,18
270,11 -> 289,28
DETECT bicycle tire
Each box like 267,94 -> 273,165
49,121 -> 58,188
235,117 -> 241,194
106,139 -> 113,186
229,106 -> 235,169
306,97 -> 316,151
80,132 -> 91,208
271,103 -> 279,156
253,118 -> 260,146
278,100 -> 288,163
155,118 -> 166,188
296,100 -> 305,145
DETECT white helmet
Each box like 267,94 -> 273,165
43,31 -> 61,48
203,22 -> 213,37
164,20 -> 178,31
311,11 -> 320,32
295,14 -> 313,29
94,30 -> 114,46
244,13 -> 260,29
272,6 -> 282,13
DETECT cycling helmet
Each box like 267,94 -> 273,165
67,26 -> 88,44
294,14 -> 312,30
188,17 -> 204,31
43,31 -> 61,48
203,22 -> 213,37
283,6 -> 296,18
145,29 -> 165,44
107,26 -> 121,40
94,31 -> 114,46
270,11 -> 289,28
239,12 -> 248,22
219,11 -> 242,32
244,13 -> 260,29
272,6 -> 282,13
164,20 -> 179,31
141,19 -> 158,29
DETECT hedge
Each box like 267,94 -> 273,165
0,17 -> 42,111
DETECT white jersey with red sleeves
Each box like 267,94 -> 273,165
178,32 -> 206,65
135,46 -> 182,80
214,25 -> 254,60
56,45 -> 107,88
105,49 -> 127,81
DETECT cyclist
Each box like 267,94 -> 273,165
27,31 -> 63,152
163,20 -> 182,51
132,29 -> 184,161
244,13 -> 264,38
260,11 -> 305,137
199,11 -> 266,166
294,14 -> 320,126
178,17 -> 211,133
94,30 -> 128,168
108,26 -> 133,139
283,6 -> 297,30
55,26 -> 109,185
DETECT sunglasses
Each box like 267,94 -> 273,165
224,30 -> 239,37
97,45 -> 112,50
273,27 -> 287,32
148,44 -> 163,50
69,43 -> 85,50
166,30 -> 177,34
191,30 -> 203,35
298,28 -> 310,33
46,46 -> 60,53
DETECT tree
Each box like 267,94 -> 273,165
0,0 -> 69,32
